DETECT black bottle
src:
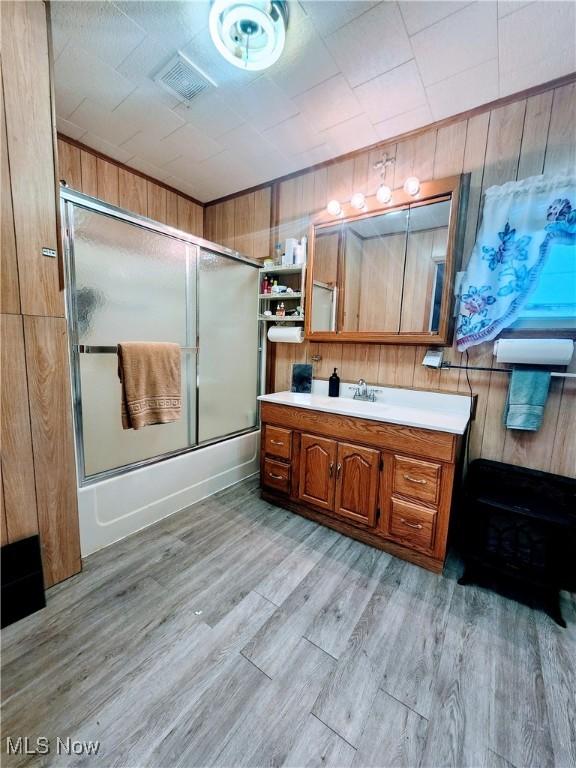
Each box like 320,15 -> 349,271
328,368 -> 340,397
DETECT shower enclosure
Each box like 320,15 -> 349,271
61,188 -> 261,484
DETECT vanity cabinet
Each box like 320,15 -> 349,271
260,402 -> 462,573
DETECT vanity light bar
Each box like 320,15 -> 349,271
326,176 -> 420,217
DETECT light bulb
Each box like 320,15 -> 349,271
376,184 -> 392,204
326,199 -> 341,216
350,192 -> 365,210
403,176 -> 420,196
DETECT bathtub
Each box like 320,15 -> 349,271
77,430 -> 260,556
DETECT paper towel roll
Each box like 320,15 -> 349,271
494,338 -> 574,365
267,326 -> 304,344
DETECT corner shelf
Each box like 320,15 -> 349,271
258,314 -> 305,322
259,292 -> 302,300
259,264 -> 305,275
258,262 -> 307,325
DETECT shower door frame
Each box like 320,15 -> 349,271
60,187 -> 263,487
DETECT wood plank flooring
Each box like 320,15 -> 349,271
1,477 -> 574,768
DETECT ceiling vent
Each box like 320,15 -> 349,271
154,52 -> 217,104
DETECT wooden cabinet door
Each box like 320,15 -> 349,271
299,434 -> 337,511
334,442 -> 380,527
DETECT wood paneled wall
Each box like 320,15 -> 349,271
206,81 -> 575,479
204,187 -> 272,260
1,1 -> 81,586
57,138 -> 204,237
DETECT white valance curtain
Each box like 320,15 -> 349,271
456,172 -> 576,351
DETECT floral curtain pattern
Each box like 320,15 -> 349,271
456,172 -> 576,351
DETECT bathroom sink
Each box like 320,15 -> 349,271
258,383 -> 472,435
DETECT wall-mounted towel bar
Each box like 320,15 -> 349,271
75,345 -> 199,354
441,362 -> 575,378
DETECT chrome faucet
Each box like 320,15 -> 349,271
350,378 -> 377,402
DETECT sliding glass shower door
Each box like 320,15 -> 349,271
63,192 -> 260,483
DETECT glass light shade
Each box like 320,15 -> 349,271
403,176 -> 420,196
350,192 -> 366,210
376,184 -> 392,204
209,0 -> 287,72
326,199 -> 341,216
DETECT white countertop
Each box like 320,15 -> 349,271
258,380 -> 472,435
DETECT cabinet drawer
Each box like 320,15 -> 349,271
262,457 -> 290,495
264,426 -> 292,460
393,455 -> 441,505
389,498 -> 436,552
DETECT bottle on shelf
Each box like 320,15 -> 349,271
276,302 -> 285,317
274,243 -> 283,264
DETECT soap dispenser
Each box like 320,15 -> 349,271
328,368 -> 340,397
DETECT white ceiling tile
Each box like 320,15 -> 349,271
55,87 -> 85,121
354,60 -> 427,124
290,143 -> 334,171
497,1 -> 533,18
130,79 -> 182,111
55,43 -> 136,113
115,34 -> 172,86
300,1 -> 379,36
269,17 -> 339,98
191,150 -> 255,186
399,1 -> 473,35
119,131 -> 183,168
113,1 -> 207,51
68,99 -> 140,146
112,88 -> 185,140
262,114 -> 325,156
126,155 -> 172,180
218,123 -> 278,160
426,59 -> 499,120
373,104 -> 433,141
321,113 -> 379,155
294,74 -> 362,132
411,2 -> 498,86
56,116 -> 86,142
499,1 -> 576,95
219,77 -> 299,132
51,1 -> 147,68
173,92 -> 244,138
324,3 -> 412,87
80,132 -> 135,164
160,122 -> 224,163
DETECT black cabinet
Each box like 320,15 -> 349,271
458,460 -> 576,626
1,535 -> 46,628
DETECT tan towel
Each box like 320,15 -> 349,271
117,342 -> 181,430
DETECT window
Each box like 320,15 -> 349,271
510,239 -> 576,330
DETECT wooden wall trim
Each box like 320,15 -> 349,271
57,133 -> 205,208
205,71 -> 576,208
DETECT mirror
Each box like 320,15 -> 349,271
306,176 -> 467,344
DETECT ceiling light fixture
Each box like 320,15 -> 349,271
209,0 -> 288,71
403,176 -> 420,196
350,192 -> 366,210
326,199 -> 342,216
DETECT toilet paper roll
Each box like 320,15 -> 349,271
494,338 -> 574,365
267,326 -> 304,344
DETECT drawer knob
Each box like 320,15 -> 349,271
401,518 -> 423,530
268,472 -> 284,480
271,440 -> 284,446
404,474 -> 427,485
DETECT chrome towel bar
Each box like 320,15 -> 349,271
75,345 -> 198,354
